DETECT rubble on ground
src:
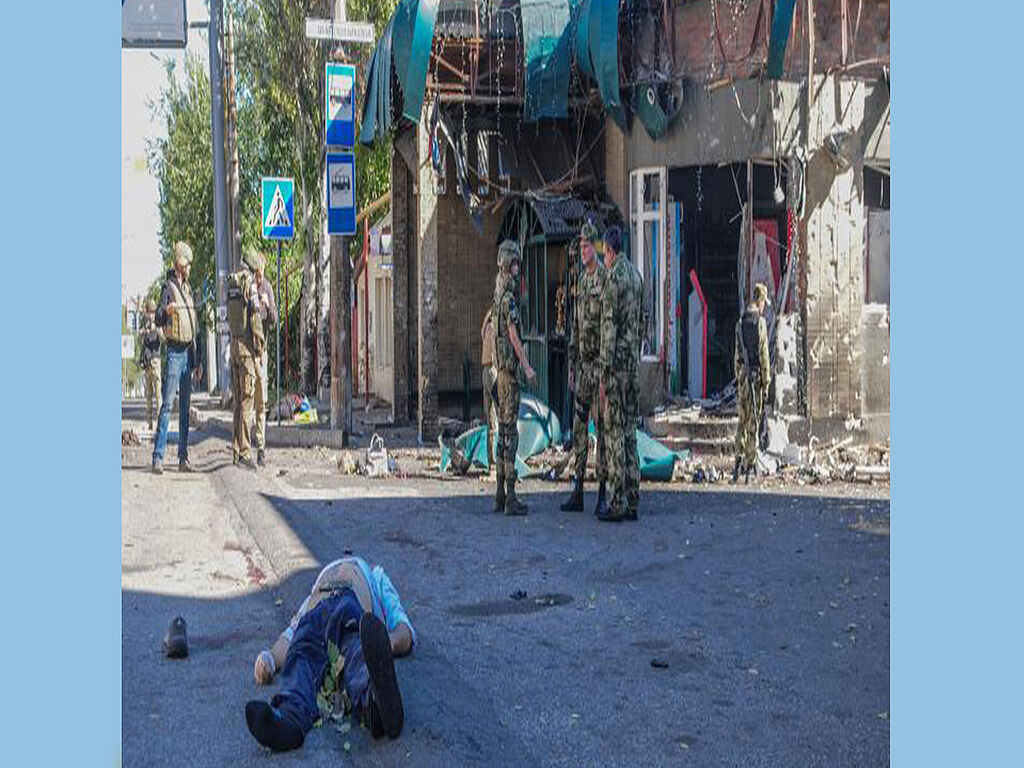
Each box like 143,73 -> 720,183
122,428 -> 141,446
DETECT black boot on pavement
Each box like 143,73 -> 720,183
238,455 -> 257,472
257,449 -> 266,467
179,458 -> 193,473
592,481 -> 607,518
359,613 -> 404,739
504,481 -> 528,516
560,475 -> 584,512
152,460 -> 163,476
162,616 -> 189,658
244,701 -> 304,752
596,498 -> 624,523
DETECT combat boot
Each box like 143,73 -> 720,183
504,481 -> 528,516
592,481 -> 607,518
596,498 -> 624,523
560,474 -> 584,512
493,462 -> 507,513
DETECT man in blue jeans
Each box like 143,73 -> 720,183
151,242 -> 199,474
246,555 -> 415,751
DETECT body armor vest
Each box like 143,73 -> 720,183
740,309 -> 761,370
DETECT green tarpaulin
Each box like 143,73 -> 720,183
520,0 -> 573,122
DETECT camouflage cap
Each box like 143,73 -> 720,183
173,241 -> 193,266
580,219 -> 600,242
496,239 -> 522,267
753,283 -> 771,305
146,298 -> 157,312
243,246 -> 265,272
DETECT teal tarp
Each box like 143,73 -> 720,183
441,394 -> 687,482
766,0 -> 798,79
520,0 -> 572,122
572,0 -> 626,130
359,16 -> 395,146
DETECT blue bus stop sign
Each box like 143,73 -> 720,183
326,153 -> 357,235
325,63 -> 357,147
261,177 -> 295,240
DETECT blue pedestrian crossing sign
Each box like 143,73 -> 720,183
325,63 -> 357,147
261,177 -> 295,240
326,153 -> 357,235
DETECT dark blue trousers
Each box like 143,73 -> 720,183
271,589 -> 371,733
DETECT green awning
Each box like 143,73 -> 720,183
520,0 -> 572,122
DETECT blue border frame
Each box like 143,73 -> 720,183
326,153 -> 357,235
261,176 -> 295,240
325,62 -> 357,148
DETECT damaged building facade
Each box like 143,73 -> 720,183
358,0 -> 890,444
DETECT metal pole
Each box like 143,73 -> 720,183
276,240 -> 282,426
209,0 -> 231,401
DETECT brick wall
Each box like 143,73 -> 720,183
435,189 -> 503,393
670,0 -> 889,83
390,146 -> 412,422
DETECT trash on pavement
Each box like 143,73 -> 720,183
364,434 -> 392,477
163,615 -> 189,659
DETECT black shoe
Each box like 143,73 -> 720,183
238,455 -> 257,471
152,461 -> 164,476
592,482 -> 607,517
624,507 -> 638,522
178,458 -> 193,473
359,613 -> 404,739
596,502 -> 624,523
560,478 -> 584,512
367,692 -> 387,739
245,701 -> 305,752
257,449 -> 266,467
163,616 -> 189,658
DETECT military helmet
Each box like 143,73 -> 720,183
146,298 -> 157,313
753,282 -> 771,306
243,246 -> 265,272
173,241 -> 193,266
580,219 -> 600,242
496,239 -> 522,267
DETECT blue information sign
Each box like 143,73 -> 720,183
325,62 -> 357,147
261,177 -> 295,240
326,153 -> 357,235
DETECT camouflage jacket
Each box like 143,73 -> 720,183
569,262 -> 606,369
599,255 -> 643,375
493,274 -> 522,374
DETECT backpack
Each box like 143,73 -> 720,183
227,270 -> 251,340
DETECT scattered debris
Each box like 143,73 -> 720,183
122,428 -> 141,446
364,434 -> 393,477
650,659 -> 669,669
163,616 -> 189,659
509,589 -> 527,601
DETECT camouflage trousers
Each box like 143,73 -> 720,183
231,339 -> 257,461
603,370 -> 640,515
143,358 -> 161,426
735,371 -> 768,467
254,353 -> 268,452
570,364 -> 606,483
495,370 -> 520,485
482,365 -> 498,468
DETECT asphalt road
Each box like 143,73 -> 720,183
122,407 -> 889,767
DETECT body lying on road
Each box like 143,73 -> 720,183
245,555 -> 415,752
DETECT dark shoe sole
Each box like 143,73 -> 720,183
245,701 -> 304,752
359,613 -> 403,739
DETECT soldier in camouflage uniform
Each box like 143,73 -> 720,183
597,226 -> 643,523
138,298 -> 163,430
492,240 -> 538,516
561,219 -> 608,514
733,282 -> 771,483
229,247 -> 266,471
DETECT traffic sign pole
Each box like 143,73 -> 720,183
276,240 -> 282,427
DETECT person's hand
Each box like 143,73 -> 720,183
165,301 -> 176,316
525,365 -> 538,386
254,650 -> 276,685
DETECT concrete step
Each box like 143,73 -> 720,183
659,435 -> 735,457
649,415 -> 738,442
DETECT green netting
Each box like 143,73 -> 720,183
520,0 -> 572,121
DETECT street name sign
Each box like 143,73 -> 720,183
305,18 -> 375,44
326,153 -> 357,235
325,63 -> 357,148
261,177 -> 295,240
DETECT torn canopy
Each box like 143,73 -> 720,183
573,0 -> 626,130
520,0 -> 573,121
359,15 -> 394,146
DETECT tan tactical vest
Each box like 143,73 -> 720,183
164,277 -> 197,345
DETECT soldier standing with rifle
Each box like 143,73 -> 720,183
229,247 -> 266,471
561,220 -> 608,515
733,282 -> 772,483
492,240 -> 537,516
597,226 -> 643,523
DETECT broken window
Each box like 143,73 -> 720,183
864,165 -> 889,306
630,167 -> 667,360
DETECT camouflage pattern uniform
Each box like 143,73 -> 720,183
480,307 -> 498,469
492,241 -> 527,515
566,229 -> 607,498
599,252 -> 643,520
734,284 -> 771,475
139,300 -> 163,430
230,248 -> 266,467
